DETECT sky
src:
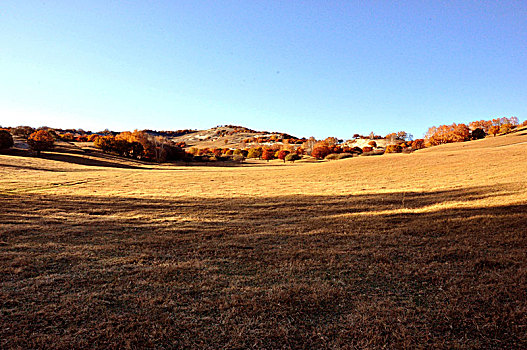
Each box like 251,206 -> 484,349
1,1 -> 525,139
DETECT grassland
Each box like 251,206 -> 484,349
1,132 -> 526,348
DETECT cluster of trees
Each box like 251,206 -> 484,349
185,145 -> 303,162
3,116 -> 526,161
93,130 -> 187,162
468,117 -> 520,137
4,126 -> 56,155
425,117 -> 523,146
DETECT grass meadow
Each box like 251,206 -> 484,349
1,132 -> 526,348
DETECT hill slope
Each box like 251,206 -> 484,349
0,132 -> 526,348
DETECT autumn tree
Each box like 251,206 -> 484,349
324,137 -> 338,146
425,123 -> 470,146
411,139 -> 425,149
261,148 -> 275,162
94,135 -> 116,153
488,125 -> 500,137
500,124 -> 514,134
469,120 -> 493,133
311,145 -> 331,159
87,134 -> 100,142
396,131 -> 408,141
247,148 -> 262,159
28,130 -> 55,156
277,150 -> 290,163
0,130 -> 14,150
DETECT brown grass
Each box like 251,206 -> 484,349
1,132 -> 526,348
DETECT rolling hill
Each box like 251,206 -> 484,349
0,131 -> 526,348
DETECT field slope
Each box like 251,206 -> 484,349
1,132 -> 526,348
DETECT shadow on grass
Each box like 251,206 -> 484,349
0,185 -> 526,348
1,146 -> 276,171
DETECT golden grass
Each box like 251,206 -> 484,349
1,132 -> 526,348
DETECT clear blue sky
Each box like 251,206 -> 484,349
1,1 -> 525,139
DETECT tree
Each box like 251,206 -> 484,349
425,123 -> 471,145
411,139 -> 425,149
261,148 -> 275,162
247,148 -> 262,159
277,150 -> 290,162
396,131 -> 408,141
311,145 -> 331,159
94,135 -> 116,153
324,137 -> 338,146
0,130 -> 14,150
302,137 -> 316,155
489,125 -> 500,137
87,134 -> 100,142
500,124 -> 513,134
28,130 -> 54,156
471,128 -> 486,140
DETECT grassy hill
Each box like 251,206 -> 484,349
0,132 -> 526,348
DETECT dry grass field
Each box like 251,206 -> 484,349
1,132 -> 526,348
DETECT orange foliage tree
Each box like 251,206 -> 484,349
277,150 -> 290,162
425,123 -> 470,146
28,130 -> 55,156
261,148 -> 275,161
311,145 -> 331,159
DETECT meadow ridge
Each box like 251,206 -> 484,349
1,132 -> 526,348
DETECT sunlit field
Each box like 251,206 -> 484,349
1,132 -> 526,348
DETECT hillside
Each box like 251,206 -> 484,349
163,125 -> 304,149
1,132 -> 526,348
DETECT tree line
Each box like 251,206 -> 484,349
1,116 -> 525,161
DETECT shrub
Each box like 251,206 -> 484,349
337,153 -> 353,160
0,130 -> 14,150
368,140 -> 377,147
362,146 -> 373,153
285,153 -> 301,162
385,144 -> 403,153
28,130 -> 54,156
232,154 -> 245,162
324,153 -> 340,160
351,147 -> 363,155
